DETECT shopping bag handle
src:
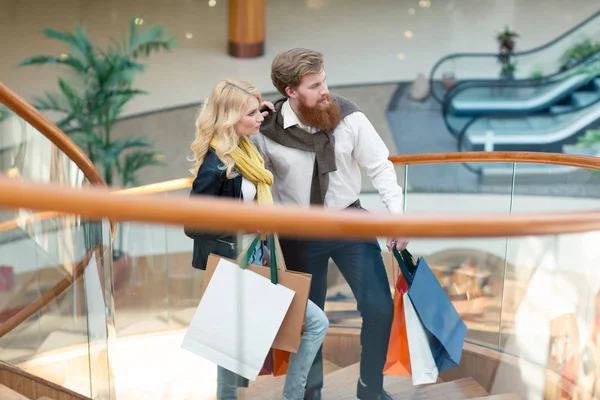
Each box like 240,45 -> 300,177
240,235 -> 279,285
392,247 -> 416,286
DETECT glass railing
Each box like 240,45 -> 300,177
430,10 -> 600,103
0,105 -> 115,398
34,155 -> 591,399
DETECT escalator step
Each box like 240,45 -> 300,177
572,91 -> 598,107
550,105 -> 575,114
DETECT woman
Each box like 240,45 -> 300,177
187,78 -> 329,400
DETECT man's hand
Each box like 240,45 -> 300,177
387,237 -> 409,252
260,101 -> 275,117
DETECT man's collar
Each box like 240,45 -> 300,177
281,99 -> 303,129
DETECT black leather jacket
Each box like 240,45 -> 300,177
186,149 -> 243,269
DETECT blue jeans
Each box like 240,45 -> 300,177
279,238 -> 394,393
216,241 -> 329,400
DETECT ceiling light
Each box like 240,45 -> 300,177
419,0 -> 431,8
208,0 -> 216,6
404,30 -> 413,38
186,33 -> 193,39
408,8 -> 416,15
134,17 -> 144,25
397,53 -> 406,60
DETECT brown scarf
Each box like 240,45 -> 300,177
260,94 -> 360,205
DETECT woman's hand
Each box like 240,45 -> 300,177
260,101 -> 275,117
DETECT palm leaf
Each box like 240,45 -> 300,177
121,150 -> 166,187
128,18 -> 175,59
32,91 -> 72,114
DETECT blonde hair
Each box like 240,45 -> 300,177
271,48 -> 324,97
189,78 -> 262,178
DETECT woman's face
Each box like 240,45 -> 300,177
234,97 -> 264,136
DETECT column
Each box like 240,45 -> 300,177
228,0 -> 265,58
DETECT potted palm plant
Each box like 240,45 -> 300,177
496,26 -> 519,79
19,17 -> 176,288
18,17 -> 174,187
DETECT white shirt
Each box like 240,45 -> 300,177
254,99 -> 404,214
241,177 -> 257,250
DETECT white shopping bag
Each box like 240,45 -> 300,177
403,292 -> 439,385
181,257 -> 295,381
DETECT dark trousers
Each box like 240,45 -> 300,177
280,237 -> 394,392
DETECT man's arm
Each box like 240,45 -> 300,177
250,133 -> 274,173
350,112 -> 408,251
350,112 -> 403,214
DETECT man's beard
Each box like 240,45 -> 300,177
296,94 -> 342,132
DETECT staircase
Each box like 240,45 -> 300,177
241,362 -> 518,399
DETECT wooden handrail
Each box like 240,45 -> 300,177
97,151 -> 600,196
1,175 -> 600,238
0,83 -> 105,186
0,82 -> 116,238
2,151 -> 599,229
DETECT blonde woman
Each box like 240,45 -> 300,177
187,78 -> 329,400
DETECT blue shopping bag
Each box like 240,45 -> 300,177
393,247 -> 467,372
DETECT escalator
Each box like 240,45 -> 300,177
430,10 -> 600,104
429,9 -> 600,163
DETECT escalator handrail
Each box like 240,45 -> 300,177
443,72 -> 597,137
429,10 -> 600,103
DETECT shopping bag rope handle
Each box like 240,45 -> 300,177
392,247 -> 416,286
240,235 -> 279,284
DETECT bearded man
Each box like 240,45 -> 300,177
255,48 -> 408,400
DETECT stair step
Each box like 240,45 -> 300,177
0,384 -> 31,400
241,360 -> 342,399
471,394 -> 520,400
321,363 -> 488,399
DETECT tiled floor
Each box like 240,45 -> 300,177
1,0 -> 599,117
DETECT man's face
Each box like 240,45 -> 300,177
287,70 -> 329,108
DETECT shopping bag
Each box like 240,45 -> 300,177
231,234 -> 312,353
404,292 -> 439,384
181,242 -> 295,381
383,255 -> 411,376
259,348 -> 291,377
394,247 -> 467,373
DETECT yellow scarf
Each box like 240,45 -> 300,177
211,136 -> 274,205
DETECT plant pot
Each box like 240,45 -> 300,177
442,73 -> 456,90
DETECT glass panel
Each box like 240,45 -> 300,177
0,111 -> 114,398
510,162 -> 600,212
496,230 -> 600,399
395,162 -> 514,349
0,216 -> 113,399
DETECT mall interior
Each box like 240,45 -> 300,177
1,0 -> 600,398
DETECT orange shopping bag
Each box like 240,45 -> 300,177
259,348 -> 291,377
383,254 -> 411,376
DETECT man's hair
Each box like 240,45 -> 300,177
271,48 -> 324,97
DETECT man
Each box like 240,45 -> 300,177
255,48 -> 408,400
